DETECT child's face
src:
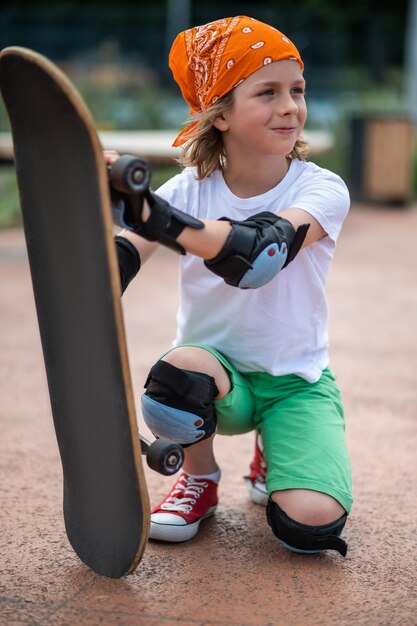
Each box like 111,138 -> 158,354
215,60 -> 307,160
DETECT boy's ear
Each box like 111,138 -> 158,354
212,113 -> 229,132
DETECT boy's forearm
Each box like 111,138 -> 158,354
176,219 -> 232,260
140,198 -> 231,260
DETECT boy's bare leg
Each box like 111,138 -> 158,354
181,434 -> 218,475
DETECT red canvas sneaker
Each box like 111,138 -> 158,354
150,472 -> 218,542
244,433 -> 268,506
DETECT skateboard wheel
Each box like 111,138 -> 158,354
146,438 -> 184,476
109,155 -> 150,194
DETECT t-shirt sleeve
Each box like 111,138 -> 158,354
290,166 -> 350,243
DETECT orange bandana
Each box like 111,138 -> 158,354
169,16 -> 304,146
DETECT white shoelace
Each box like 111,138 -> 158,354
161,475 -> 208,514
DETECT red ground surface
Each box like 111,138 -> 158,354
1,204 -> 417,625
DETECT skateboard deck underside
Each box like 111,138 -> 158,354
0,48 -> 149,577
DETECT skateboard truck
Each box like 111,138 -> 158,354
140,435 -> 184,476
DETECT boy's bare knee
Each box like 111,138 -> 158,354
271,489 -> 345,526
162,346 -> 231,398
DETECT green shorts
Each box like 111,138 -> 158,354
166,344 -> 353,513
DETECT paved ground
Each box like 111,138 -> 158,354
1,204 -> 417,626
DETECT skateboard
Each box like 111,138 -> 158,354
0,47 -> 183,578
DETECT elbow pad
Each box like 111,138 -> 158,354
204,211 -> 309,289
115,235 -> 141,294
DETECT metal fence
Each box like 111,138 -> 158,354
0,3 -> 406,92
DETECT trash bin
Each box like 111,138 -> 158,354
350,115 -> 415,204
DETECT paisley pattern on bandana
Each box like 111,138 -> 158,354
184,16 -> 240,111
169,15 -> 304,146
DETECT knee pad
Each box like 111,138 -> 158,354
266,499 -> 348,557
141,360 -> 219,447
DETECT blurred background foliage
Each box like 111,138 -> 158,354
0,0 -> 415,226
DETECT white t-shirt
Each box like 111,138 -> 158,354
156,159 -> 350,383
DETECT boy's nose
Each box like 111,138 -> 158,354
277,94 -> 298,116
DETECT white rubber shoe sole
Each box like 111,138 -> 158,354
150,505 -> 217,542
244,478 -> 268,507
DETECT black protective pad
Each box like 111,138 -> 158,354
0,47 -> 149,577
144,360 -> 219,446
115,235 -> 141,293
267,499 -> 348,557
204,212 -> 309,287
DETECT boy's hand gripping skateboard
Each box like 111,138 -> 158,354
0,47 -> 184,578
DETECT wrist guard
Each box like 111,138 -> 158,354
109,154 -> 204,254
115,235 -> 141,294
204,211 -> 310,289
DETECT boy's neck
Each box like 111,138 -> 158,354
221,156 -> 291,199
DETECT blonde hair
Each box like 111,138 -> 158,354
178,91 -> 309,180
